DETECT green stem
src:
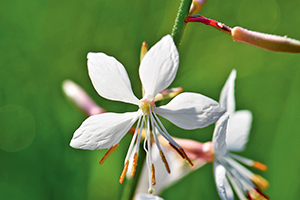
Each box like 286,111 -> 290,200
120,149 -> 146,200
171,0 -> 193,47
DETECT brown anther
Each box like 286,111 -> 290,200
253,161 -> 268,171
254,188 -> 270,199
119,160 -> 129,184
179,148 -> 194,167
159,150 -> 171,174
246,190 -> 253,200
169,142 -> 184,159
99,143 -> 119,164
151,163 -> 156,186
130,152 -> 138,177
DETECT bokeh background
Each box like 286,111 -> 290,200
1,0 -> 300,199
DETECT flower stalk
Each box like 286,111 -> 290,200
171,0 -> 193,47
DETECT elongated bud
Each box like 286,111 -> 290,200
190,0 -> 208,14
186,15 -> 300,53
140,41 -> 148,96
154,87 -> 183,102
140,41 -> 148,62
62,80 -> 105,116
232,26 -> 300,53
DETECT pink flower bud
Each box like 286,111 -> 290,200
232,26 -> 300,53
190,0 -> 208,14
62,80 -> 105,116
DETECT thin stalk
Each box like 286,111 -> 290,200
171,0 -> 193,47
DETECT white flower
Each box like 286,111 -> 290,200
70,35 -> 225,191
213,70 -> 269,200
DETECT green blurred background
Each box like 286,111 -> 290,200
1,0 -> 300,199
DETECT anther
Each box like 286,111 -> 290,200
254,188 -> 270,199
179,148 -> 194,167
159,150 -> 171,173
253,161 -> 268,171
130,152 -> 138,177
169,142 -> 185,159
119,160 -> 129,184
99,143 -> 119,164
251,174 -> 269,191
151,163 -> 156,185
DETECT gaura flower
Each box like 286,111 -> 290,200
70,35 -> 225,191
212,70 -> 269,200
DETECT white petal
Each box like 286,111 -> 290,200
70,112 -> 139,150
135,193 -> 164,200
214,161 -> 228,200
226,110 -> 252,152
87,52 -> 140,105
155,92 -> 226,129
139,35 -> 179,99
219,69 -> 236,114
224,174 -> 234,200
212,113 -> 229,156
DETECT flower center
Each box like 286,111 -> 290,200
140,99 -> 155,114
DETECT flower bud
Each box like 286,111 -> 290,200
190,0 -> 208,14
140,41 -> 148,62
232,26 -> 300,53
62,80 -> 105,116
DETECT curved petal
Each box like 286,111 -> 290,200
70,111 -> 140,150
155,92 -> 226,129
87,52 -> 140,105
219,69 -> 236,114
212,113 -> 229,156
214,161 -> 228,200
226,110 -> 252,152
139,35 -> 179,100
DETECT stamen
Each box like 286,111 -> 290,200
99,143 -> 119,164
251,174 -> 269,191
253,161 -> 268,171
254,188 -> 270,199
130,152 -> 138,177
119,160 -> 129,184
246,190 -> 253,200
151,163 -> 156,185
159,150 -> 171,173
169,142 -> 185,159
179,148 -> 194,167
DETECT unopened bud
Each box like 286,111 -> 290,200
190,0 -> 208,14
62,80 -> 105,116
232,26 -> 300,53
140,41 -> 148,62
154,87 -> 183,102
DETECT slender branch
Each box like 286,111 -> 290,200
171,0 -> 193,47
